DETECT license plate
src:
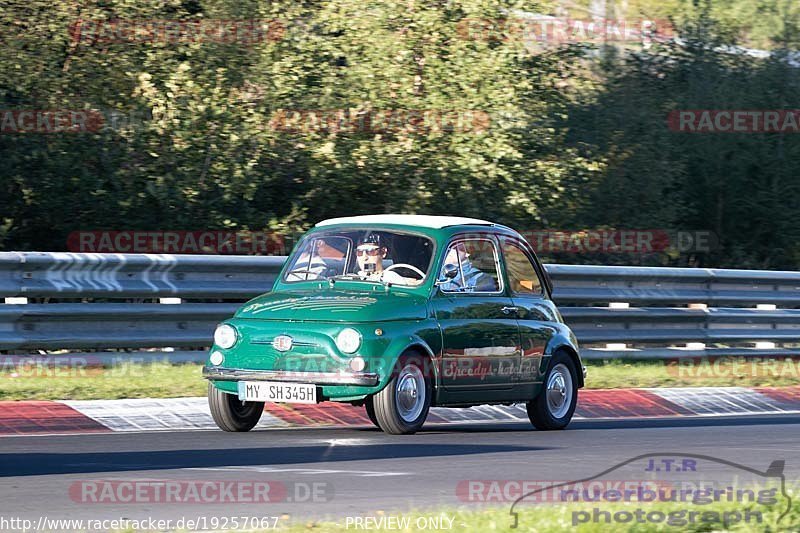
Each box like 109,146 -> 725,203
237,381 -> 317,404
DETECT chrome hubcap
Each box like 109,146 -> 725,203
546,363 -> 573,419
396,364 -> 425,423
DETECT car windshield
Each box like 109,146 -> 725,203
283,229 -> 434,286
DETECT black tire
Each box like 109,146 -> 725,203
527,351 -> 578,430
372,353 -> 432,435
208,382 -> 264,432
364,396 -> 380,428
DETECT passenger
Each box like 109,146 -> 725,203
286,238 -> 347,280
438,242 -> 497,291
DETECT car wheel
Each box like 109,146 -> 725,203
208,382 -> 264,432
526,351 -> 578,430
363,396 -> 380,428
372,354 -> 431,435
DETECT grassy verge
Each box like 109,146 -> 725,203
586,357 -> 800,389
1,357 -> 799,401
272,494 -> 799,532
0,362 -> 206,401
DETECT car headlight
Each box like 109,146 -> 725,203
336,328 -> 361,354
214,324 -> 238,349
349,356 -> 366,372
209,350 -> 224,366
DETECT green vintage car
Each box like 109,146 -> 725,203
204,215 -> 585,434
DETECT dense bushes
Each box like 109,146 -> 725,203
2,0 -> 799,268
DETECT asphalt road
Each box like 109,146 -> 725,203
1,416 -> 799,528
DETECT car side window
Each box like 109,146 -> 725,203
439,238 -> 502,293
502,240 -> 543,295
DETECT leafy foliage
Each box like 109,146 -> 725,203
2,0 -> 799,268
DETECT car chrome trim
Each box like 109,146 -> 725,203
250,338 -> 318,347
203,366 -> 380,386
315,214 -> 493,229
546,363 -> 573,419
395,363 -> 426,423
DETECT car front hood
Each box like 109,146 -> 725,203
235,289 -> 429,322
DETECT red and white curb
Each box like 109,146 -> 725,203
1,386 -> 799,436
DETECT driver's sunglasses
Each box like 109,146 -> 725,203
356,246 -> 381,257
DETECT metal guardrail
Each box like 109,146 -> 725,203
2,252 -> 800,360
546,264 -> 800,306
0,252 -> 283,298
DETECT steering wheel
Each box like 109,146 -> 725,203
382,263 -> 425,280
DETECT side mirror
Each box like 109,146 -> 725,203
435,263 -> 459,286
442,263 -> 459,279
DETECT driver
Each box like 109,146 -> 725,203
355,233 -> 422,285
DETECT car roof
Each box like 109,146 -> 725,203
315,214 -> 496,229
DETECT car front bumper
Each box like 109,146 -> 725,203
202,365 -> 380,387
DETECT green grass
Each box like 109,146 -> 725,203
268,491 -> 800,532
0,361 -> 206,401
586,358 -> 800,389
1,357 -> 799,401
105,490 -> 800,532
52,486 -> 800,532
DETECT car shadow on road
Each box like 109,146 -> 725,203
415,413 -> 800,433
0,442 -> 552,477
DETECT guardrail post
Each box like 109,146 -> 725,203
756,304 -> 778,350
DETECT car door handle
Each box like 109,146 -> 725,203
501,306 -> 519,315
